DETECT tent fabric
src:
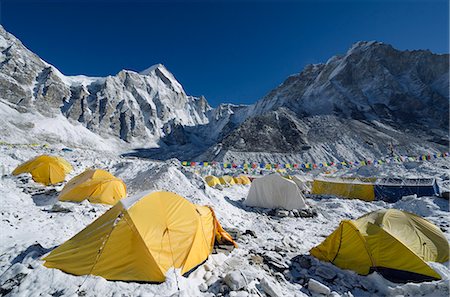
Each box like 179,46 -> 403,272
204,175 -> 221,187
219,175 -> 235,186
311,178 -> 375,201
232,176 -> 251,185
59,169 -> 127,205
374,178 -> 440,202
12,155 -> 73,185
238,175 -> 251,185
244,174 -> 307,210
310,209 -> 449,282
44,191 -> 236,282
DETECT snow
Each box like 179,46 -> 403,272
0,144 -> 448,296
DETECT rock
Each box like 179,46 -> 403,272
288,211 -> 296,217
204,271 -> 212,280
263,251 -> 289,272
243,229 -> 257,238
441,191 -> 449,199
249,254 -> 264,265
315,266 -> 336,281
224,270 -> 247,291
48,203 -> 72,213
204,263 -> 213,271
299,208 -> 318,218
292,255 -> 312,269
206,275 -> 219,287
308,278 -> 331,296
260,277 -> 283,297
276,209 -> 289,217
292,209 -> 300,217
330,292 -> 341,297
225,228 -> 242,240
199,282 -> 208,292
229,291 -> 249,297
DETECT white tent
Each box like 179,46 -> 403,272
244,174 -> 307,210
291,175 -> 312,193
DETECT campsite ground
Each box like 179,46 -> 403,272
0,145 -> 449,297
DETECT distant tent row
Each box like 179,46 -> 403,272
44,191 -> 236,282
312,177 -> 440,202
205,175 -> 251,187
12,155 -> 127,205
311,209 -> 449,282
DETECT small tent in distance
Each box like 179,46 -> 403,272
12,155 -> 73,185
59,169 -> 127,205
219,175 -> 235,186
44,191 -> 236,282
244,174 -> 307,210
205,175 -> 221,188
310,209 -> 449,283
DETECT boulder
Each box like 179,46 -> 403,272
315,266 -> 336,281
260,278 -> 283,297
224,270 -> 247,291
308,278 -> 331,296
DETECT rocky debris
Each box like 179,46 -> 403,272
47,203 -> 73,213
225,228 -> 242,240
308,278 -> 331,296
262,251 -> 290,272
243,229 -> 257,238
260,277 -> 283,297
299,208 -> 318,218
268,209 -> 289,218
229,291 -> 249,297
291,255 -> 312,270
315,266 -> 337,281
249,254 -> 264,265
224,270 -> 248,291
441,191 -> 449,199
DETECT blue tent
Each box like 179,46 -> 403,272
374,178 -> 440,202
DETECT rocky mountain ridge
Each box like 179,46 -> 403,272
1,25 -> 448,162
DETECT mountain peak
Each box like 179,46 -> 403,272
139,63 -> 167,75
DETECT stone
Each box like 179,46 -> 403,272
224,270 -> 247,291
206,275 -> 219,287
292,255 -> 312,269
204,271 -> 212,280
199,283 -> 208,292
275,209 -> 289,217
330,292 -> 341,297
315,266 -> 337,281
260,277 -> 283,297
243,229 -> 257,238
249,254 -> 264,265
229,291 -> 250,297
292,209 -> 300,217
308,279 -> 331,296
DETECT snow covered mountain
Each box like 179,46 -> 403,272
0,25 -> 210,146
205,41 -> 449,162
0,25 -> 448,162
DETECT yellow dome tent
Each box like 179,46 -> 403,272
238,175 -> 251,185
310,209 -> 449,282
205,175 -> 221,187
12,155 -> 73,185
219,175 -> 235,186
59,169 -> 127,205
233,176 -> 242,184
44,191 -> 237,282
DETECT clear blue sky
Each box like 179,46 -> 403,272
1,0 -> 448,106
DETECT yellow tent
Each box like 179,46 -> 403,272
219,175 -> 235,186
233,176 -> 243,184
12,155 -> 73,185
310,209 -> 449,282
238,175 -> 251,185
59,169 -> 127,205
205,175 -> 221,187
311,178 -> 375,201
44,191 -> 236,282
